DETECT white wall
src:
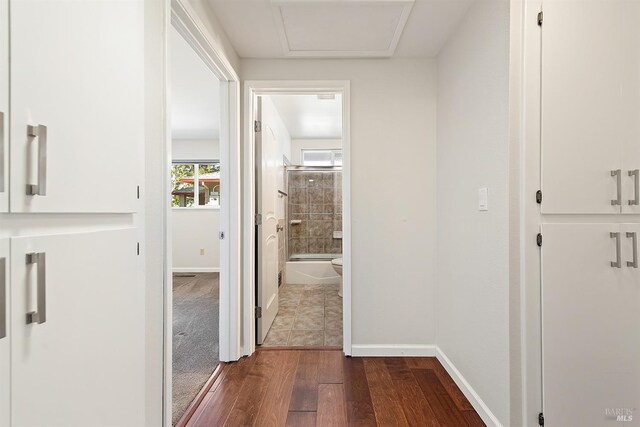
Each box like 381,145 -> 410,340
172,138 -> 219,160
172,209 -> 220,272
171,138 -> 221,272
242,59 -> 438,349
290,139 -> 342,165
436,0 -> 511,425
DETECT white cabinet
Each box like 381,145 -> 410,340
540,0 -> 640,215
542,223 -> 640,426
9,229 -> 144,426
0,0 -> 7,213
0,239 -> 9,427
9,0 -> 144,213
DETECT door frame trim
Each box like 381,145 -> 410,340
243,80 -> 352,356
165,1 -> 242,424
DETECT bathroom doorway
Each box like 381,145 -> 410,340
245,82 -> 351,354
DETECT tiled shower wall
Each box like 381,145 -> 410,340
288,170 -> 343,257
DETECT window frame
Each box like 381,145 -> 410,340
301,149 -> 343,167
171,160 -> 221,210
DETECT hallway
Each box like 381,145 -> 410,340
185,349 -> 485,426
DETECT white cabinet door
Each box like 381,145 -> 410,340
10,0 -> 144,213
0,0 -> 7,213
540,0 -> 640,214
0,239 -> 9,427
542,223 -> 640,426
10,229 -> 144,426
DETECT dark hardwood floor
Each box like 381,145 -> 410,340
185,349 -> 485,427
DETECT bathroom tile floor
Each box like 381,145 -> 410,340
262,283 -> 343,347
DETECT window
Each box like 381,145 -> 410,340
171,162 -> 221,208
302,149 -> 342,166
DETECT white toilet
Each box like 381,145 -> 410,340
331,258 -> 343,297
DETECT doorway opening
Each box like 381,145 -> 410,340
245,83 -> 351,354
169,25 -> 222,425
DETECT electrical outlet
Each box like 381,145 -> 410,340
200,249 -> 205,255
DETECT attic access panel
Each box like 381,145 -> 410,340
271,0 -> 414,58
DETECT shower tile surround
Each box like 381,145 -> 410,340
288,170 -> 343,258
263,283 -> 343,347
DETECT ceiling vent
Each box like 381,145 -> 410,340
270,0 -> 414,58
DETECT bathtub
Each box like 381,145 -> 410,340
285,260 -> 341,285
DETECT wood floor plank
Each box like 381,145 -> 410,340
412,369 -> 469,427
363,358 -> 409,427
431,359 -> 474,411
289,351 -> 321,412
318,351 -> 344,384
384,358 -> 414,381
285,411 -> 317,427
224,351 -> 280,426
317,384 -> 348,427
404,357 -> 437,370
254,351 -> 301,427
188,357 -> 255,427
392,377 -> 441,427
343,357 -> 377,427
462,410 -> 486,427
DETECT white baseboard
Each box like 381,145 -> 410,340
172,267 -> 220,273
435,347 -> 503,427
350,344 -> 436,357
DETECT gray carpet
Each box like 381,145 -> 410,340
172,272 -> 219,425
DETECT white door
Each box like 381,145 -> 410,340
0,0 -> 7,213
255,97 -> 279,344
540,0 -> 640,214
0,238 -> 9,427
10,229 -> 144,426
9,0 -> 144,213
542,223 -> 640,426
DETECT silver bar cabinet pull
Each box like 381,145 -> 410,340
26,252 -> 46,325
0,111 -> 5,193
629,169 -> 640,206
26,124 -> 47,196
627,232 -> 638,268
611,169 -> 622,206
0,257 -> 6,339
611,232 -> 622,268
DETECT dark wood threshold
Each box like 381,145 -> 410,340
256,345 -> 343,351
175,363 -> 224,427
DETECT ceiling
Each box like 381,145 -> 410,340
170,26 -> 221,140
206,0 -> 474,58
268,94 -> 342,139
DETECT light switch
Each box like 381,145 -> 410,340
478,187 -> 488,211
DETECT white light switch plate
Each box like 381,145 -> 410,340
478,187 -> 488,211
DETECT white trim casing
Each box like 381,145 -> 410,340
351,344 -> 436,357
436,347 -> 504,427
243,80 -> 352,357
172,268 -> 221,273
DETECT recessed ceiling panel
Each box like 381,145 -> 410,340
271,0 -> 414,57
